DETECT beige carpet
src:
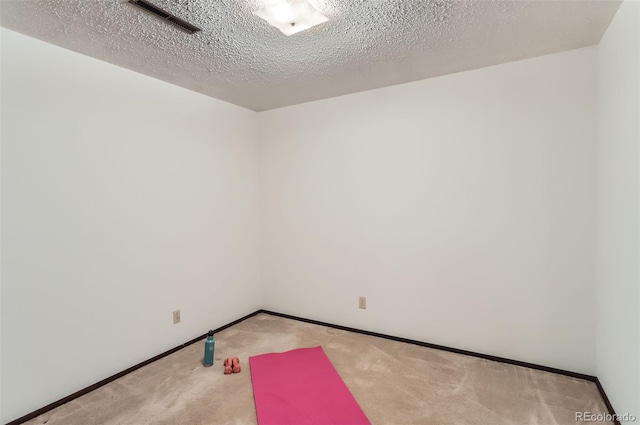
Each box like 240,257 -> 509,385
24,313 -> 611,425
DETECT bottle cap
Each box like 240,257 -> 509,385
207,330 -> 214,337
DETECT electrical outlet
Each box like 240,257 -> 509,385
173,309 -> 181,324
359,297 -> 366,309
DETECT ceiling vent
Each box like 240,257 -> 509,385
129,0 -> 201,34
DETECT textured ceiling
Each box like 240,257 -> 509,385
1,0 -> 621,111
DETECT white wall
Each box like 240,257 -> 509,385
0,29 -> 260,424
596,0 -> 640,420
259,47 -> 598,374
0,22 -> 4,425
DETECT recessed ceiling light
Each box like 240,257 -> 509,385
253,0 -> 329,36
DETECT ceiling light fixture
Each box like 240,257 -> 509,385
253,0 -> 328,36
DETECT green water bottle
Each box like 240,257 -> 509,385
203,330 -> 215,367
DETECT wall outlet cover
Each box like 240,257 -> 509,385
359,297 -> 366,309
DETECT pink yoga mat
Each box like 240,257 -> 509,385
249,346 -> 371,425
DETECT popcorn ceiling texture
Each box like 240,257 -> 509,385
1,0 -> 621,111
